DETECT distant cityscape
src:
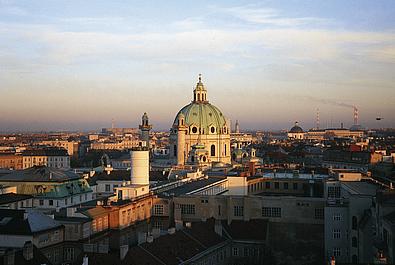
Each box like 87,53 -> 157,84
0,76 -> 394,265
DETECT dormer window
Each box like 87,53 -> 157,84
210,126 -> 216,133
191,127 -> 198,133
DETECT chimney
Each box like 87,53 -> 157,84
5,249 -> 15,265
22,241 -> 33,261
82,254 -> 89,265
214,220 -> 223,237
119,245 -> 128,260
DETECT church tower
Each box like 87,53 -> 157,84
139,112 -> 152,147
235,120 -> 240,133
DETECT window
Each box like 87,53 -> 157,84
64,247 -> 75,261
272,207 -> 281,217
234,206 -> 244,217
211,127 -> 215,133
265,182 -> 270,189
333,213 -> 342,221
211,145 -> 215,157
192,127 -> 198,133
352,216 -> 358,230
284,182 -> 288,189
333,247 -> 341,257
262,207 -> 282,218
218,205 -> 221,216
105,184 -> 111,192
328,186 -> 341,198
49,200 -> 54,206
233,247 -> 239,256
293,183 -> 298,190
333,229 -> 341,239
173,145 -> 177,156
153,204 -> 164,215
352,236 -> 358,248
274,182 -> 279,189
180,204 -> 195,215
224,144 -> 227,156
315,208 -> 324,219
39,200 -> 44,206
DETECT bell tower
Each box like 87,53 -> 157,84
139,112 -> 152,147
193,74 -> 208,103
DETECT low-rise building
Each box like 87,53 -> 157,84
0,166 -> 93,210
22,148 -> 70,169
0,153 -> 23,170
0,209 -> 64,249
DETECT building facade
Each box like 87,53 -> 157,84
169,76 -> 231,166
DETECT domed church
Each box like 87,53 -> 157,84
170,75 -> 231,166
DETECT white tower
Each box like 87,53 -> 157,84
130,150 -> 149,186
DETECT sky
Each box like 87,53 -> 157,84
0,0 -> 395,132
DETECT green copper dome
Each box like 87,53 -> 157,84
172,75 -> 228,135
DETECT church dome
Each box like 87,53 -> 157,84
289,121 -> 304,133
172,75 -> 228,135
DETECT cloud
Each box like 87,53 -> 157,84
216,5 -> 329,27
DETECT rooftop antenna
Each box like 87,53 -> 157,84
316,108 -> 320,130
353,106 -> 358,125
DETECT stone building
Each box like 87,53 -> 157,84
169,75 -> 231,166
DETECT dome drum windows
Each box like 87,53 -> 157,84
210,126 -> 216,134
211,145 -> 216,157
191,126 -> 198,134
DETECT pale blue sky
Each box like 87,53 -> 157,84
0,0 -> 394,131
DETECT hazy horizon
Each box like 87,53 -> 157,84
1,0 -> 395,132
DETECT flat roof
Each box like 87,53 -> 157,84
341,181 -> 378,196
159,177 -> 226,197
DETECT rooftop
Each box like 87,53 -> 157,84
341,181 -> 378,196
0,209 -> 62,236
0,166 -> 81,183
159,177 -> 226,197
123,218 -> 225,265
0,193 -> 32,205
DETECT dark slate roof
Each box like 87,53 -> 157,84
223,219 -> 268,241
95,170 -> 131,181
0,193 -> 32,205
13,245 -> 54,265
22,148 -> 68,157
159,177 -> 226,197
0,209 -> 62,236
0,166 -> 81,182
122,218 -> 225,265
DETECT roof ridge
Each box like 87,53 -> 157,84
181,229 -> 207,248
137,245 -> 167,265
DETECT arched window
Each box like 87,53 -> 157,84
211,127 -> 215,133
192,127 -> 198,133
198,94 -> 200,101
224,144 -> 227,156
352,236 -> 358,248
173,145 -> 177,157
352,216 -> 358,230
211,145 -> 215,157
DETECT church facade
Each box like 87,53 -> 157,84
169,76 -> 231,166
